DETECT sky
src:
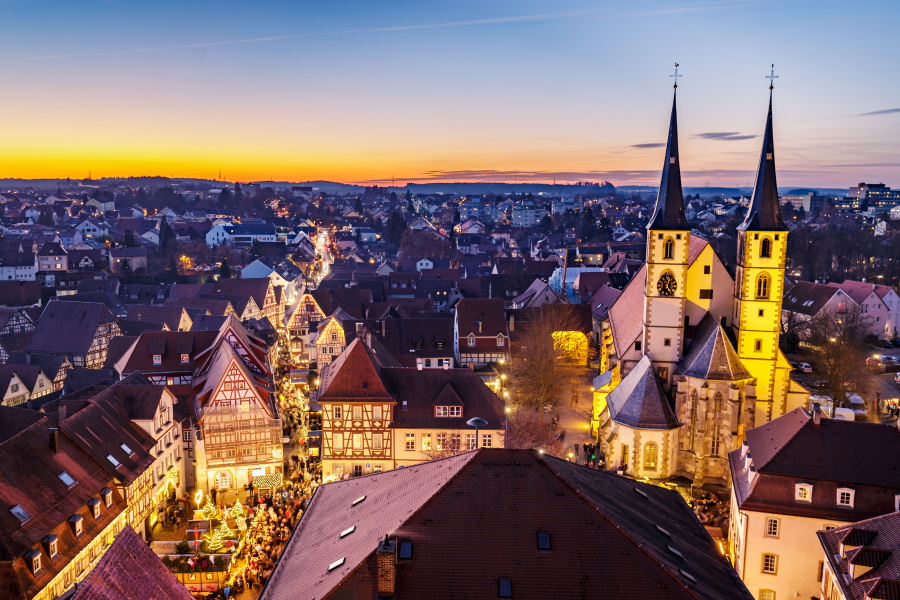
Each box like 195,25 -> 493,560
1,0 -> 898,188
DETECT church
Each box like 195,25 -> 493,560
593,84 -> 810,487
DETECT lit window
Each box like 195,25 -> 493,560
837,488 -> 855,508
643,442 -> 658,471
405,434 -> 415,451
762,553 -> 777,574
373,435 -> 383,450
180,353 -> 190,364
120,443 -> 134,455
466,434 -> 477,450
435,406 -> 448,417
421,434 -> 432,451
333,406 -> 342,420
9,505 -> 31,523
152,354 -> 162,365
795,483 -> 812,502
27,550 -> 41,574
352,434 -> 363,450
496,336 -> 505,347
759,590 -> 776,600
352,405 -> 362,420
765,518 -> 779,538
373,406 -> 383,420
467,335 -> 476,348
102,487 -> 113,507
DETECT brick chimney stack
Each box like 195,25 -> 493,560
49,428 -> 59,453
376,535 -> 397,598
812,402 -> 822,426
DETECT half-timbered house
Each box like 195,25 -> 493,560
26,300 -> 121,368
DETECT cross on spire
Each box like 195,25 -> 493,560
766,64 -> 779,90
670,62 -> 682,89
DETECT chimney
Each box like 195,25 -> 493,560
49,428 -> 59,453
59,404 -> 67,422
417,360 -> 423,371
376,535 -> 397,598
812,402 -> 822,426
476,320 -> 482,333
443,361 -> 449,370
381,319 -> 386,337
509,314 -> 515,332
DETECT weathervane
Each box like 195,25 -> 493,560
670,62 -> 682,89
766,63 -> 779,90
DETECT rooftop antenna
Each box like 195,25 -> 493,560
670,62 -> 682,89
766,63 -> 779,90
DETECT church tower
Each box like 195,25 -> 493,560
643,87 -> 691,390
734,87 -> 790,425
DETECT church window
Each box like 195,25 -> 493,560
689,390 -> 699,451
760,237 -> 772,258
713,392 -> 723,418
709,427 -> 721,456
664,338 -> 671,347
755,339 -> 762,352
643,443 -> 658,471
756,274 -> 770,299
663,238 -> 674,259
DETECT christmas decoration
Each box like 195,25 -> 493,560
229,500 -> 245,521
203,520 -> 232,552
199,497 -> 218,521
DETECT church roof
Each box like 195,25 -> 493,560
607,356 -> 679,430
646,92 -> 689,231
738,91 -> 787,232
680,315 -> 752,381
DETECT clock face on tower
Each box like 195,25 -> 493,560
657,272 -> 677,296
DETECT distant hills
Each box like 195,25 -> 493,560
0,177 -> 848,198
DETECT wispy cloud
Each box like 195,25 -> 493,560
631,143 -> 666,149
858,108 -> 900,117
26,3 -> 750,60
695,132 -> 757,141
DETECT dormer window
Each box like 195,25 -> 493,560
837,487 -> 855,508
42,534 -> 59,559
25,549 -> 41,574
152,354 -> 162,365
496,335 -> 505,347
69,514 -> 84,537
102,487 -> 113,507
180,353 -> 190,364
88,498 -> 101,519
795,483 -> 813,502
467,335 -> 476,348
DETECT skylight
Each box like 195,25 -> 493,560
351,495 -> 366,506
327,558 -> 345,572
656,525 -> 671,537
120,444 -> 134,455
634,487 -> 649,499
106,454 -> 120,467
680,569 -> 698,583
537,532 -> 551,551
58,471 -> 76,487
340,526 -> 355,538
498,578 -> 513,598
667,545 -> 683,558
398,541 -> 413,560
9,504 -> 31,523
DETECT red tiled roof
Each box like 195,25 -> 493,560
317,337 -> 400,402
818,511 -> 900,600
455,298 -> 507,337
71,526 -> 193,600
118,330 -> 218,376
262,449 -> 752,600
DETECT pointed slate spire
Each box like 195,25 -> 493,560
647,90 -> 689,231
738,90 -> 787,231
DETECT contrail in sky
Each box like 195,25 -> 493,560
26,3 -> 751,61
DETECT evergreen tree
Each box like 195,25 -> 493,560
384,210 -> 407,246
158,219 -> 177,259
219,258 -> 232,279
123,229 -> 137,247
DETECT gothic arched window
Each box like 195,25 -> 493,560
663,237 -> 674,260
643,442 -> 658,471
760,237 -> 772,258
689,389 -> 699,451
756,273 -> 770,299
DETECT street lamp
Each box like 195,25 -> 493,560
467,417 -> 488,449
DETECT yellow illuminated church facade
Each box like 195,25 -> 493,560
593,89 -> 809,487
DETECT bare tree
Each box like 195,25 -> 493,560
508,304 -> 588,413
503,409 -> 564,457
809,305 -> 875,416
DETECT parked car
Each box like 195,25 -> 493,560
799,362 -> 813,373
883,341 -> 895,348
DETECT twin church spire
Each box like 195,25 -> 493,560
648,66 -> 786,233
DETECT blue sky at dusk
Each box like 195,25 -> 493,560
1,0 -> 898,188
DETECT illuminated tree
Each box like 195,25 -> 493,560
199,497 -> 218,521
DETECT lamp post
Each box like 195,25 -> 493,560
504,406 -> 511,445
466,417 -> 488,449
